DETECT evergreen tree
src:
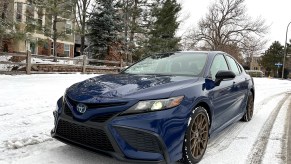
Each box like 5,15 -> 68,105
87,0 -> 123,59
146,0 -> 181,54
261,41 -> 284,76
121,0 -> 156,62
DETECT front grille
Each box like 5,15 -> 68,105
56,119 -> 114,151
115,127 -> 161,153
63,103 -> 73,117
66,96 -> 127,109
90,113 -> 119,123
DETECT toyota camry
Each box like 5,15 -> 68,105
51,51 -> 254,163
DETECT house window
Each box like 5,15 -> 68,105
65,20 -> 72,35
16,2 -> 23,22
37,8 -> 43,31
64,44 -> 70,57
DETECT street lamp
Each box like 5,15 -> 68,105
282,21 -> 291,79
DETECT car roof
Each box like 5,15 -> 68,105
176,51 -> 224,54
174,51 -> 225,57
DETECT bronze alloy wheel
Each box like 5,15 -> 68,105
242,92 -> 254,122
190,113 -> 209,159
183,106 -> 209,164
247,95 -> 254,120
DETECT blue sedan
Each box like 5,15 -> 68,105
51,51 -> 254,164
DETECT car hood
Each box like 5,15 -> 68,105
66,74 -> 199,102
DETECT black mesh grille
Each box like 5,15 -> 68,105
90,113 -> 119,123
64,103 -> 73,117
56,119 -> 114,151
115,127 -> 161,153
66,96 -> 127,109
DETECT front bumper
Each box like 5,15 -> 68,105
52,98 -> 190,163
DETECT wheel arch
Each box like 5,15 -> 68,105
194,101 -> 212,127
250,88 -> 255,99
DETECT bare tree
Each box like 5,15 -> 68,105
187,0 -> 268,60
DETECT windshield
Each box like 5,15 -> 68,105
123,52 -> 208,76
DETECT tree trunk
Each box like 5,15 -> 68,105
129,0 -> 138,63
0,36 -> 3,52
124,0 -> 129,64
80,36 -> 85,56
53,16 -> 57,62
80,0 -> 87,56
52,0 -> 57,62
107,44 -> 110,58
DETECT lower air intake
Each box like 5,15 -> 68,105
56,119 -> 114,152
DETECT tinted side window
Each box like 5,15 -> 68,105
225,56 -> 240,75
210,55 -> 229,80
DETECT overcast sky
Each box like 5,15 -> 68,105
178,0 -> 291,49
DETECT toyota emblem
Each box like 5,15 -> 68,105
76,103 -> 87,114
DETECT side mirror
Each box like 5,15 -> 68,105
214,70 -> 236,86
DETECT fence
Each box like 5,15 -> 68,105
0,51 -> 130,74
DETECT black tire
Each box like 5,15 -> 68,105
182,106 -> 209,164
241,91 -> 254,122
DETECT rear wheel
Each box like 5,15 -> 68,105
182,106 -> 209,164
242,92 -> 254,122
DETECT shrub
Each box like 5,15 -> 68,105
245,70 -> 264,77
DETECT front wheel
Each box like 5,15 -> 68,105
182,106 -> 209,164
241,91 -> 254,122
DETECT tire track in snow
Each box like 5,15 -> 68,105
205,92 -> 287,156
253,92 -> 289,115
247,93 -> 291,164
287,99 -> 291,164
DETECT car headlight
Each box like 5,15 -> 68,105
123,96 -> 184,114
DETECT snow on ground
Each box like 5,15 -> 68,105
0,75 -> 291,164
0,56 -> 13,71
0,74 -> 96,162
0,56 -> 79,71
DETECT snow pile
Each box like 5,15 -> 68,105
0,56 -> 13,71
30,57 -> 75,65
0,55 -> 81,72
6,135 -> 53,149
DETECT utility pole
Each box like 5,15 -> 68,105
282,21 -> 291,79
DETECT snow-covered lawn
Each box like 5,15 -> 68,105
0,75 -> 291,164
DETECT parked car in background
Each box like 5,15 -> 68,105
51,51 -> 255,163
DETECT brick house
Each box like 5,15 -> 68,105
0,0 -> 75,58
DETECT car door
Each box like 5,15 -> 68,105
207,54 -> 237,130
225,55 -> 249,115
